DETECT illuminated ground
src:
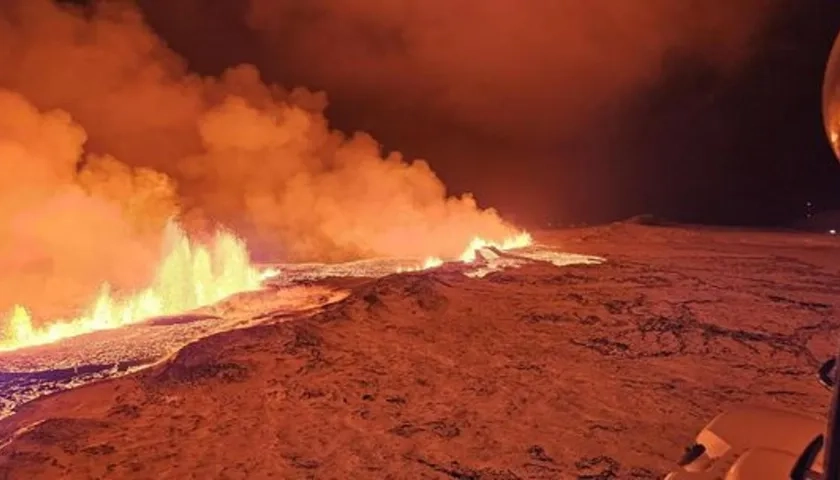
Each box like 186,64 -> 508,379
1,224 -> 839,478
0,245 -> 598,420
0,285 -> 348,419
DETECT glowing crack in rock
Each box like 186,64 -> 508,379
0,222 -> 271,352
465,250 -> 606,278
0,226 -> 585,353
407,232 -> 604,278
392,231 -> 605,277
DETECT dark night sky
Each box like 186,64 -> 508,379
605,3 -> 840,227
133,1 -> 840,227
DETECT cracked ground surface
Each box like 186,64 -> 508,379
1,223 -> 839,479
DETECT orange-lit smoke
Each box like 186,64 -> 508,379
0,1 -> 520,258
136,0 -> 785,226
0,88 -> 176,321
0,1 -> 522,321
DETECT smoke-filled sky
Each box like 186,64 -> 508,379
135,0 -> 840,226
1,0 -> 840,318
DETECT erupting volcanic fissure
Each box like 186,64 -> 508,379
0,226 -> 533,353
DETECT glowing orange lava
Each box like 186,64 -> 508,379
0,223 -> 269,352
458,232 -> 533,262
414,231 -> 533,271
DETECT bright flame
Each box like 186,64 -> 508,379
404,231 -> 533,272
458,231 -> 533,263
0,223 -> 268,352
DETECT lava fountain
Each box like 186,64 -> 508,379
0,222 -> 268,352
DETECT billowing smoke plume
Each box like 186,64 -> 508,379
0,0 -> 523,317
0,88 -> 176,318
137,0 -> 785,223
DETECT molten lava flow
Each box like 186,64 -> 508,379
458,232 -> 533,263
0,223 -> 267,352
412,231 -> 533,271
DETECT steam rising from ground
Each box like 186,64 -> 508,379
0,0 -> 520,322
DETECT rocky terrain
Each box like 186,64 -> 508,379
1,223 -> 839,479
0,285 -> 349,421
